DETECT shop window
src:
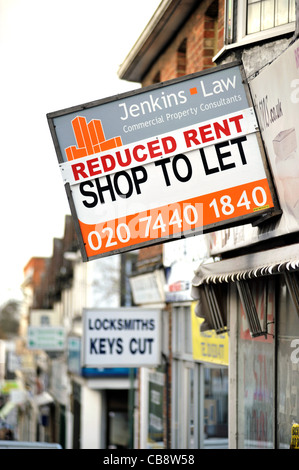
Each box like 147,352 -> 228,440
247,0 -> 296,34
204,367 -> 228,447
172,305 -> 195,448
236,276 -> 275,449
172,361 -> 198,448
172,305 -> 193,356
172,301 -> 229,449
235,272 -> 299,448
172,359 -> 228,448
277,275 -> 299,448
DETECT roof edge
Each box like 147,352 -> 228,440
118,0 -> 200,83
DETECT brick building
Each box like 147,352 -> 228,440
119,0 -> 299,449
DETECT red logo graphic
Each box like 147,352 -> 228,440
65,116 -> 122,161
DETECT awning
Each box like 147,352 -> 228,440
191,243 -> 299,335
192,243 -> 299,288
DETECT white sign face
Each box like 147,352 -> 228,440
129,270 -> 165,305
48,63 -> 277,261
27,326 -> 66,351
82,308 -> 161,368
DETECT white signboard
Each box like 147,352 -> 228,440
47,63 -> 277,261
129,270 -> 165,305
30,309 -> 60,327
27,326 -> 66,351
82,308 -> 161,368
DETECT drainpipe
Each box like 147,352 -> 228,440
292,0 -> 299,41
162,353 -> 170,449
128,368 -> 135,449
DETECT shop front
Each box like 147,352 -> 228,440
164,237 -> 229,449
170,300 -> 229,449
189,35 -> 299,450
67,334 -> 137,449
192,243 -> 299,448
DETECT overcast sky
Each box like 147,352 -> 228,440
0,0 -> 161,305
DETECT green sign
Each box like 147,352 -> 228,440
27,326 -> 65,351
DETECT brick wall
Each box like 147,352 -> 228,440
142,0 -> 225,86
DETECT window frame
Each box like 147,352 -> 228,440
217,0 -> 296,61
172,303 -> 193,358
237,0 -> 295,42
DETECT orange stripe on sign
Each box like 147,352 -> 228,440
69,145 -> 87,160
202,179 -> 274,226
72,117 -> 85,149
100,137 -> 120,152
65,147 -> 74,161
88,119 -> 105,148
88,120 -> 100,148
78,179 -> 274,258
115,136 -> 123,147
78,117 -> 94,156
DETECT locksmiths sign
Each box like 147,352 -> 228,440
47,62 -> 278,261
82,308 -> 161,368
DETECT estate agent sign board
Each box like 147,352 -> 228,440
47,62 -> 278,261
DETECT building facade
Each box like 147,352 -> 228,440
14,216 -> 138,448
119,0 -> 299,449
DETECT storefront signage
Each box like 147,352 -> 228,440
67,335 -> 134,377
48,63 -> 277,261
82,308 -> 161,368
27,326 -> 66,351
129,270 -> 165,305
191,303 -> 228,365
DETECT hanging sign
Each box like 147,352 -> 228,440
191,302 -> 229,365
47,62 -> 278,261
82,308 -> 161,368
27,326 -> 66,351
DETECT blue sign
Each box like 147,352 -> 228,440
67,336 -> 135,378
